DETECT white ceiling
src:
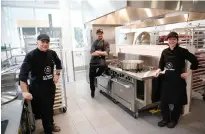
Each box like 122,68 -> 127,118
1,0 -> 82,9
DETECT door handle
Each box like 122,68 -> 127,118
111,79 -> 131,88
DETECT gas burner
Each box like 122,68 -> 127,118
122,66 -> 155,73
109,60 -> 121,68
122,69 -> 144,73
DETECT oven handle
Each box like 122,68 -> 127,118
111,79 -> 131,88
99,74 -> 110,79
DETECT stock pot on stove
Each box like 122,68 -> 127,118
121,60 -> 144,71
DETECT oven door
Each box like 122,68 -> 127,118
111,78 -> 135,111
97,74 -> 111,91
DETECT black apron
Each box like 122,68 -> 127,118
161,50 -> 187,105
29,51 -> 56,97
161,70 -> 187,105
152,76 -> 162,103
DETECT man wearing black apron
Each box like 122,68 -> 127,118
155,32 -> 198,128
89,29 -> 110,98
19,34 -> 62,134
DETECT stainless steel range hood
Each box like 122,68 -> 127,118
120,12 -> 205,29
86,0 -> 205,26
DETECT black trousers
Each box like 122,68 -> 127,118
160,102 -> 183,122
89,65 -> 105,92
30,83 -> 55,134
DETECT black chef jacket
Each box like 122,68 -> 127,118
19,48 -> 62,95
90,39 -> 110,66
158,45 -> 198,105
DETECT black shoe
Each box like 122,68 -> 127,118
158,120 -> 168,127
91,91 -> 95,98
52,124 -> 61,132
167,121 -> 178,128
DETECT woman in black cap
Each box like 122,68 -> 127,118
155,32 -> 199,128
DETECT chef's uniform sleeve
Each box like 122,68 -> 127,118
52,51 -> 62,70
183,49 -> 199,70
105,41 -> 110,54
90,40 -> 97,54
19,54 -> 31,84
158,50 -> 165,71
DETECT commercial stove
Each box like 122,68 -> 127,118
97,62 -> 158,118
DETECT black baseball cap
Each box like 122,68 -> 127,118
167,32 -> 178,40
96,29 -> 103,34
37,34 -> 50,41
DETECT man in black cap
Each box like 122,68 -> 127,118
89,29 -> 110,98
19,34 -> 61,134
155,32 -> 198,128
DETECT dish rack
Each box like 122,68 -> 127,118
190,27 -> 205,101
49,40 -> 67,113
173,26 -> 205,101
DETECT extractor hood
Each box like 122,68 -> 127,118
120,12 -> 205,29
86,0 -> 205,26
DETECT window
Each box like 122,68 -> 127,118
70,9 -> 85,49
22,27 -> 36,36
74,27 -> 84,48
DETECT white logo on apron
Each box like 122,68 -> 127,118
43,66 -> 53,80
165,62 -> 175,70
44,66 -> 51,75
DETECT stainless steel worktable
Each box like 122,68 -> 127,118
1,88 -> 24,134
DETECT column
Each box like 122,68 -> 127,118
59,0 -> 75,82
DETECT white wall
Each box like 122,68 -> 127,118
118,20 -> 205,46
113,20 -> 205,57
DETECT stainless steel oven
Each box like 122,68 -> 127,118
111,78 -> 136,112
97,74 -> 112,95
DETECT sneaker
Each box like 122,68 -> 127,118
91,91 -> 95,98
158,120 -> 168,127
52,124 -> 61,132
167,121 -> 177,128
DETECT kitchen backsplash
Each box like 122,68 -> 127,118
115,45 -> 169,57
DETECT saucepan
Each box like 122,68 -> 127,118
120,60 -> 144,70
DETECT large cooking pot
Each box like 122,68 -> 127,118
121,60 -> 144,70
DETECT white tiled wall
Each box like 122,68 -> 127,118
115,45 -> 168,57
113,20 -> 205,57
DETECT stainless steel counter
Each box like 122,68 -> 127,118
1,95 -> 24,134
108,65 -> 156,81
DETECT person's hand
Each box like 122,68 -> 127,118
154,69 -> 161,77
91,51 -> 101,56
96,51 -> 107,56
181,72 -> 190,79
22,92 -> 33,100
53,74 -> 60,84
95,51 -> 103,54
